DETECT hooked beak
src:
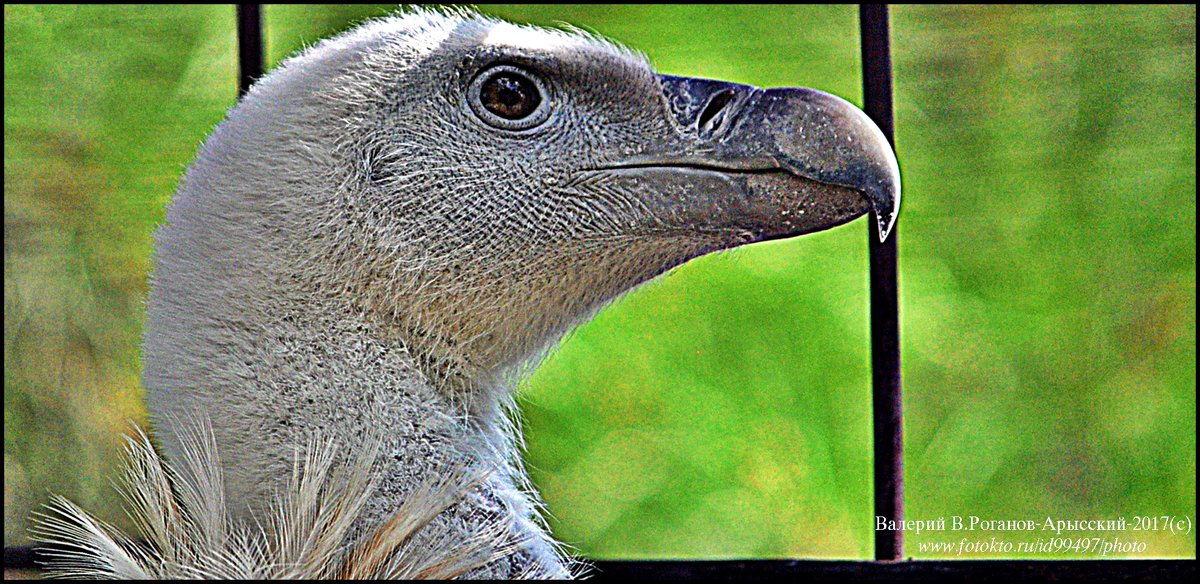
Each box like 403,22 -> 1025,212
593,75 -> 900,244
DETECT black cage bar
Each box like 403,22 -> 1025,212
860,4 -> 905,562
236,4 -> 263,96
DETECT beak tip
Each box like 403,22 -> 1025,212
873,186 -> 899,242
876,212 -> 896,242
871,143 -> 901,242
781,88 -> 902,243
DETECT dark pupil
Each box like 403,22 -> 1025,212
481,73 -> 539,120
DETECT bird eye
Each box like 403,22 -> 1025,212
481,73 -> 539,119
468,65 -> 551,131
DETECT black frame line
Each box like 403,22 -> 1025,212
861,4 -> 905,562
237,4 -> 262,97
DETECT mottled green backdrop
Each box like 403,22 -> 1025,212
4,5 -> 1195,559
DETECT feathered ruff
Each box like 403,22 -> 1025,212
32,421 -> 544,579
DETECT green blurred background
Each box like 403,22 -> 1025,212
4,5 -> 1195,559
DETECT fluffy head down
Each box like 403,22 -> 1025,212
137,8 -> 704,578
147,8 -> 710,401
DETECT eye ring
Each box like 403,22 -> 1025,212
468,64 -> 552,131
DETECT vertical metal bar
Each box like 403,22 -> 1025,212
859,4 -> 904,562
237,4 -> 263,97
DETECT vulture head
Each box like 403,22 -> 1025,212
45,8 -> 900,579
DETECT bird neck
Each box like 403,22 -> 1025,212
140,104 -> 572,573
144,250 -> 566,576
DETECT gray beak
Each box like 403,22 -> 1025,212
747,85 -> 901,241
594,75 -> 901,244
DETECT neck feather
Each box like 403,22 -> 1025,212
144,245 -> 569,576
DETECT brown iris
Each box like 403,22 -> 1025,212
479,72 -> 541,120
468,64 -> 550,130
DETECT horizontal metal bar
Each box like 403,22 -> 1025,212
588,559 -> 1193,581
5,544 -> 1192,581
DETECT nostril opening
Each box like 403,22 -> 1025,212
697,89 -> 737,134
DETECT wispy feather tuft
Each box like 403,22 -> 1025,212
33,422 -> 518,579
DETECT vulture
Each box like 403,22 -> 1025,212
34,8 -> 899,579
